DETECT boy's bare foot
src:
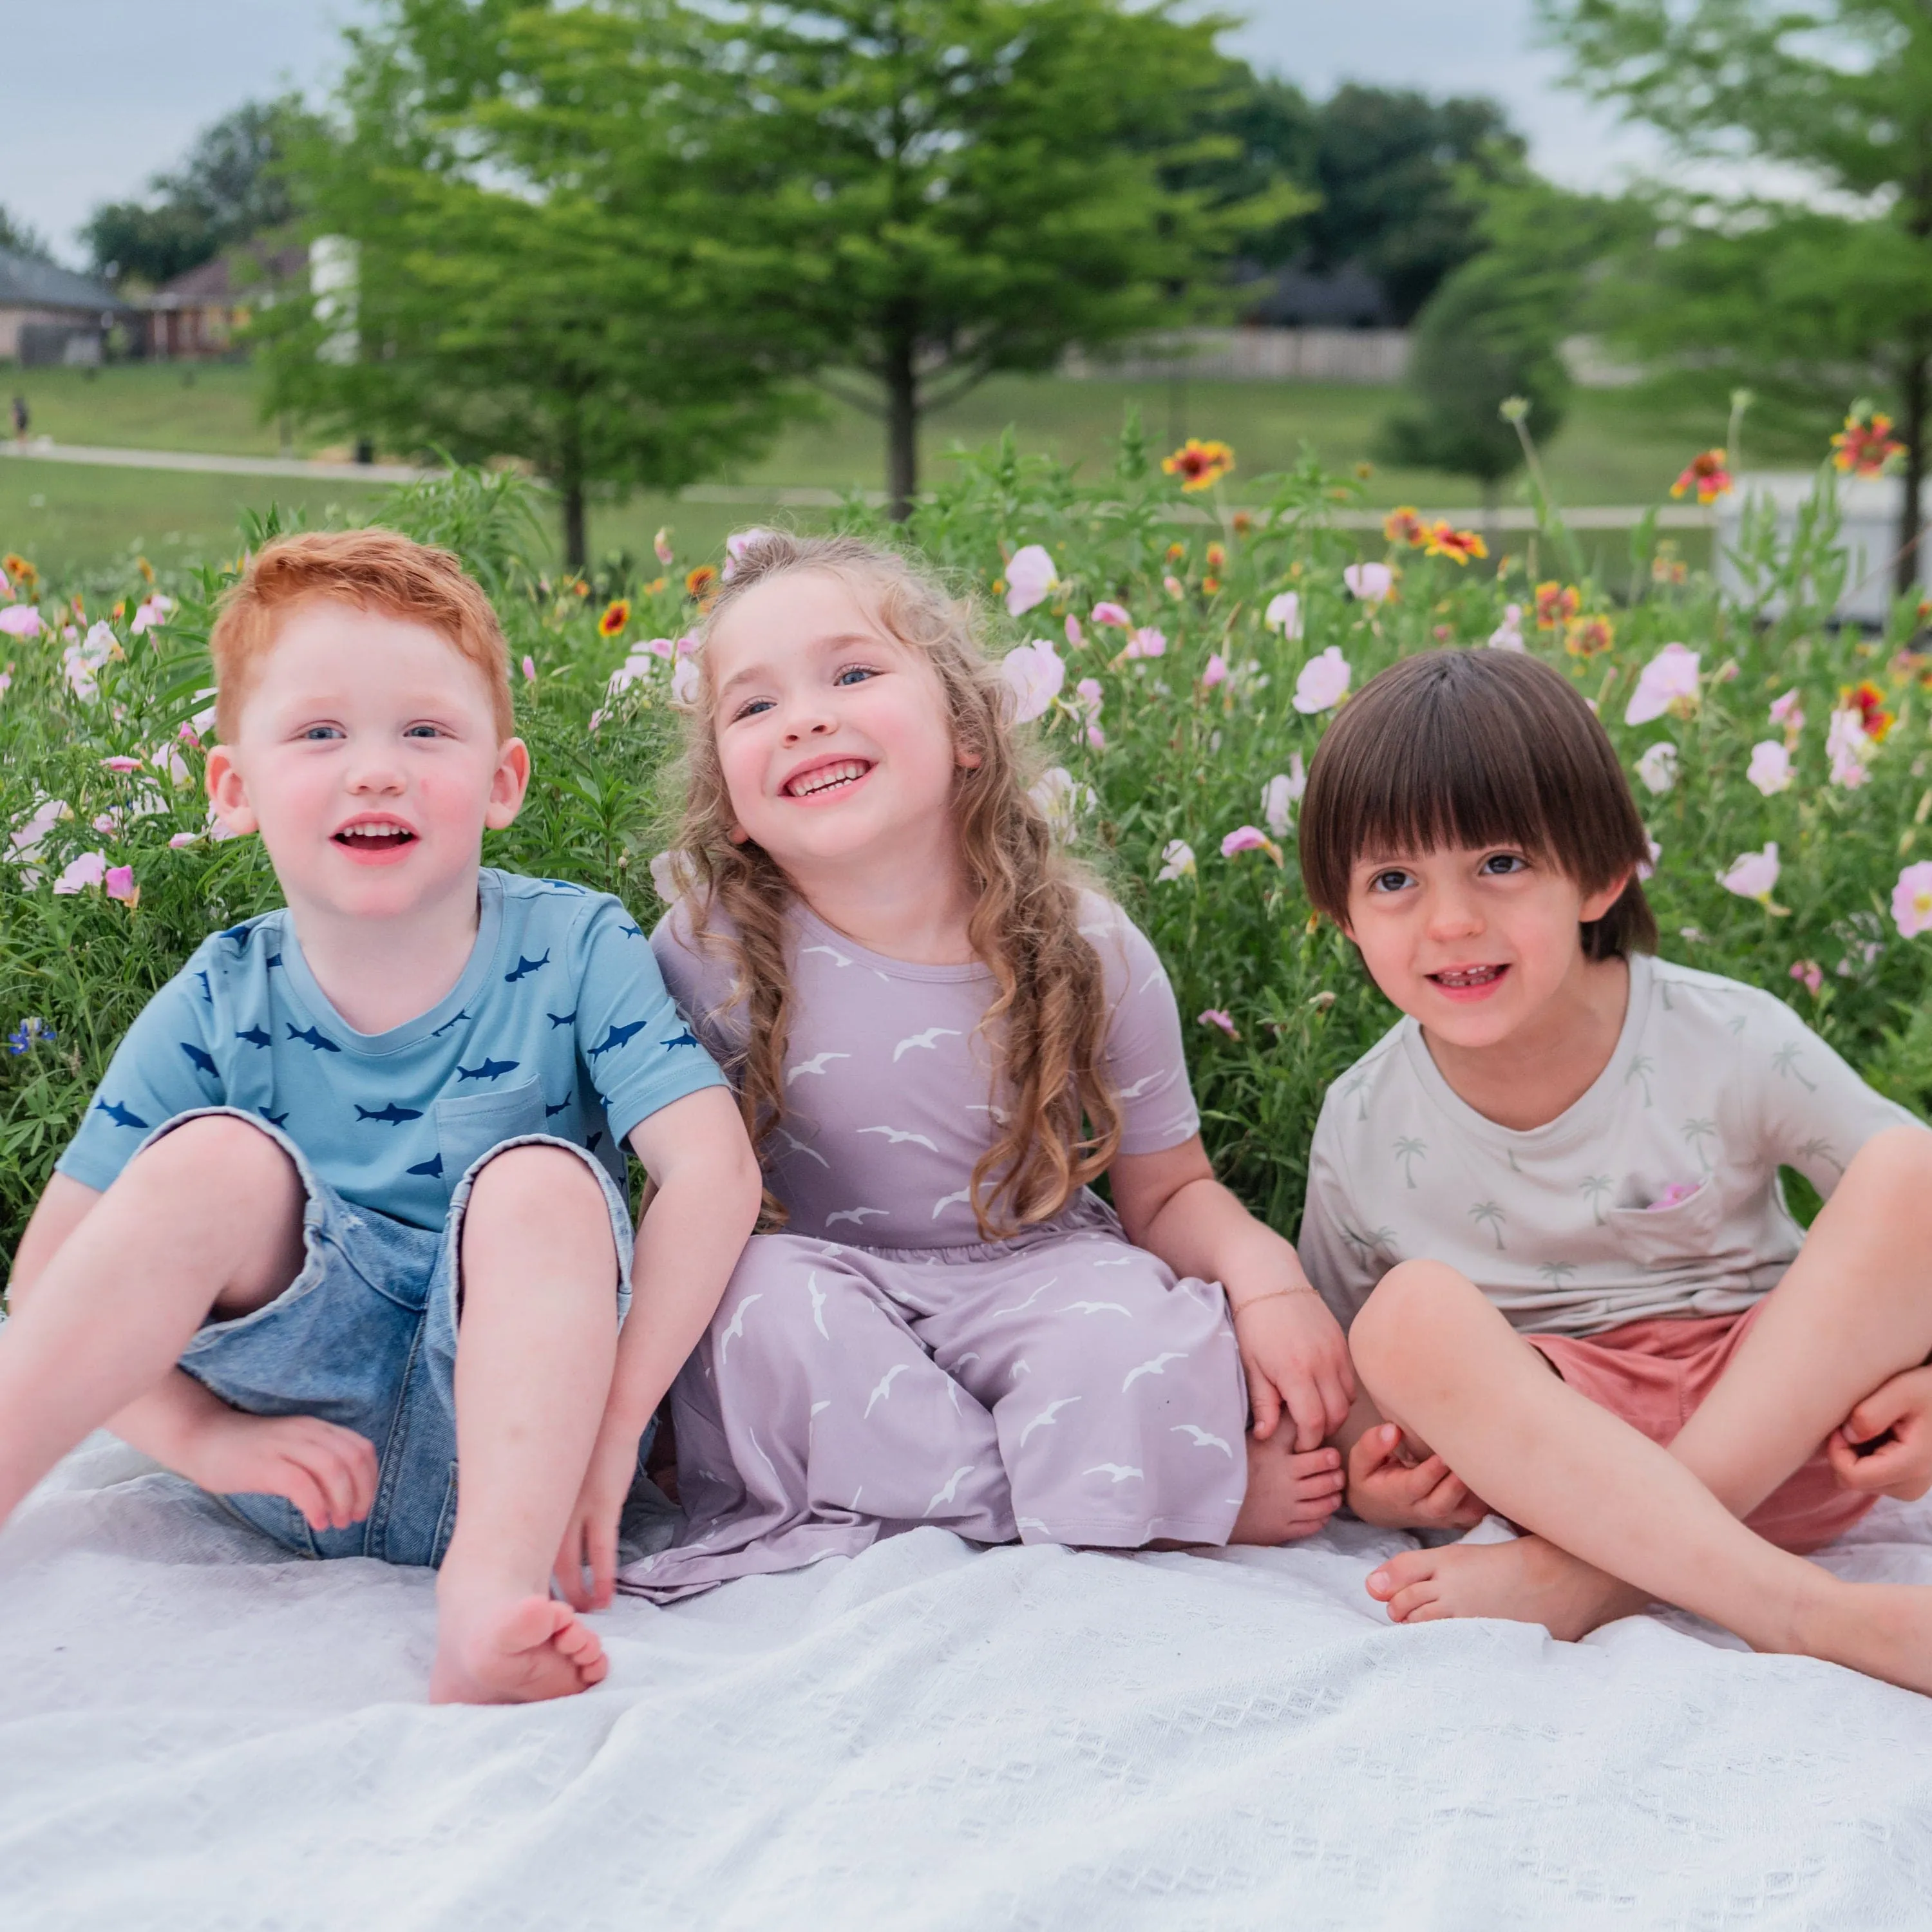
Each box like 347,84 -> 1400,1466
1230,1432 -> 1345,1544
1365,1534 -> 1650,1638
430,1588 -> 609,1704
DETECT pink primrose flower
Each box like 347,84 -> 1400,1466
1091,601 -> 1132,630
1003,545 -> 1058,617
1293,645 -> 1351,714
1624,643 -> 1700,726
1197,1009 -> 1239,1039
1893,860 -> 1932,938
1001,639 -> 1065,722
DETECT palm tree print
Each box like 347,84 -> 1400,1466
1537,1261 -> 1578,1289
1770,1041 -> 1817,1092
1470,1200 -> 1508,1250
1681,1117 -> 1718,1171
1797,1135 -> 1844,1176
1393,1135 -> 1427,1188
1579,1174 -> 1613,1226
1625,1054 -> 1656,1106
1338,1071 -> 1371,1121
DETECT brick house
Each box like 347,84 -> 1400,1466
0,248 -> 131,365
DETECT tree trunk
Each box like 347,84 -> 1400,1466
563,480 -> 587,574
884,325 -> 918,522
1900,341 -> 1929,601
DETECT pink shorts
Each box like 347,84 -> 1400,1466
1526,1305 -> 1877,1555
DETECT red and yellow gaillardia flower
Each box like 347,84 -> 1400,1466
598,599 -> 631,638
1671,449 -> 1733,504
1832,408 -> 1906,478
1161,439 -> 1236,492
1423,522 -> 1487,565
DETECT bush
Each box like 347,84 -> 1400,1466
3,424 -> 1929,1269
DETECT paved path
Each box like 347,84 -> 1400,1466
0,438 -> 1713,530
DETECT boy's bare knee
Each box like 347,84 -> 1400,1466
1349,1260 -> 1477,1391
135,1113 -> 300,1210
462,1145 -> 614,1270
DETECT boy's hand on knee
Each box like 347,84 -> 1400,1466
176,1408 -> 378,1533
1232,1288 -> 1356,1452
552,1426 -> 639,1612
1828,1366 -> 1932,1501
1346,1423 -> 1489,1531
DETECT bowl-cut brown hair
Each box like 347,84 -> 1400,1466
1298,648 -> 1657,960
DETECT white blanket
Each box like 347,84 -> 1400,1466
6,1437 -> 1932,1930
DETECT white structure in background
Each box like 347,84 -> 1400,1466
310,236 -> 359,365
1064,327 -> 1408,384
1715,473 -> 1931,625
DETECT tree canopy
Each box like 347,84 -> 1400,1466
83,98 -> 319,288
1540,0 -> 1932,585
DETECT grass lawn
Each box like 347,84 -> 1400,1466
1,360 -> 1814,577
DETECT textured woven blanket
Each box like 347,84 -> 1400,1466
5,1435 -> 1932,1930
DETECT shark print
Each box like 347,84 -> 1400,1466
430,1009 -> 470,1037
285,1023 -> 341,1054
180,1041 -> 218,1077
194,970 -> 213,1003
258,1108 -> 290,1128
95,1099 -> 149,1130
356,1101 -> 425,1124
617,922 -> 643,939
663,1028 -> 700,1050
504,951 -> 550,983
265,954 -> 283,971
546,1010 -> 576,1030
234,1026 -> 272,1049
588,1020 -> 649,1059
457,1057 -> 520,1082
408,1152 -> 445,1179
586,1130 -> 603,1153
544,1097 -> 572,1118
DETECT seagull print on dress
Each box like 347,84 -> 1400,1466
1121,1351 -> 1184,1390
1019,1397 -> 1081,1444
826,1206 -> 889,1227
893,1027 -> 961,1062
858,1124 -> 940,1151
862,1363 -> 910,1417
1171,1424 -> 1234,1457
786,1051 -> 850,1083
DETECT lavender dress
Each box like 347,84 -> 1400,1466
616,893 -> 1247,1600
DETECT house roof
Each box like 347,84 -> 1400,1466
0,245 -> 128,315
150,244 -> 308,308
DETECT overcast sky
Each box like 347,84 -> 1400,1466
6,0 -> 1669,267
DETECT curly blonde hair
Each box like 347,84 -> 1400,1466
671,531 -> 1122,1238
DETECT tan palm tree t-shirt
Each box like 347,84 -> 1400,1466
1298,952 -> 1920,1338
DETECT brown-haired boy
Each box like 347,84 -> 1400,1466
1296,647 -> 1932,1694
1,529 -> 759,1703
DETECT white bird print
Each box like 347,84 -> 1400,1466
1115,1074 -> 1160,1099
932,1188 -> 973,1219
925,1466 -> 976,1511
1137,969 -> 1165,994
1016,1516 -> 1052,1537
965,1103 -> 1010,1124
1011,1359 -> 1032,1379
786,1051 -> 851,1083
1083,1464 -> 1144,1484
746,1428 -> 782,1487
990,1278 -> 1057,1320
893,1027 -> 962,1062
1065,1300 -> 1132,1317
858,1124 -> 941,1151
945,1379 -> 963,1414
1090,1255 -> 1133,1269
810,1400 -> 831,1417
826,1206 -> 889,1227
800,943 -> 852,967
850,1488 -> 864,1511
1121,1350 -> 1185,1391
864,1363 -> 911,1417
807,1273 -> 829,1339
1019,1396 -> 1082,1444
1077,921 -> 1113,939
819,1242 -> 848,1259
717,1293 -> 764,1367
1171,1423 -> 1235,1457
775,1128 -> 830,1169
954,1352 -> 983,1370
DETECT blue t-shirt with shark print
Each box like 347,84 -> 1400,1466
57,868 -> 726,1229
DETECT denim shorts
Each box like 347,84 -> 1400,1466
149,1107 -> 635,1569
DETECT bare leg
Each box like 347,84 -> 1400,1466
430,1145 -> 620,1705
0,1117 -> 310,1527
1381,1128 -> 1932,1635
1349,1261 -> 1932,1692
1231,1434 -> 1344,1544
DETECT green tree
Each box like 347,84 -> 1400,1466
652,0 -> 1291,516
82,98 -> 319,287
0,206 -> 53,263
1542,0 -> 1932,589
259,6 -> 812,568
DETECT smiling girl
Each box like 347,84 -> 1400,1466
1296,647 -> 1932,1694
619,531 -> 1356,1597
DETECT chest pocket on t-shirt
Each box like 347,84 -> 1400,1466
435,1077 -> 546,1186
1606,1177 -> 1727,1274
